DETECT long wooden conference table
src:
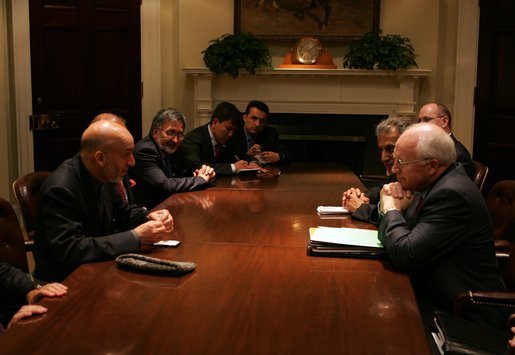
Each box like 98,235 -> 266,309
1,163 -> 430,354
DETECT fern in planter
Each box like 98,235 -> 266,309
343,30 -> 417,70
202,33 -> 272,78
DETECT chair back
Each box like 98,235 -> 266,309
486,180 -> 515,243
12,171 -> 51,240
0,197 -> 29,273
472,160 -> 489,192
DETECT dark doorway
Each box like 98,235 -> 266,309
474,0 -> 515,192
29,0 -> 142,171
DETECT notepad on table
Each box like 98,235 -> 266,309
308,226 -> 385,258
316,206 -> 349,215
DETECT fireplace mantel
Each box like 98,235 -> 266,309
183,67 -> 431,127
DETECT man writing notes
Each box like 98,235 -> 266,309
130,108 -> 215,209
232,100 -> 288,164
181,101 -> 260,175
418,102 -> 474,178
342,116 -> 413,222
378,123 -> 506,329
34,120 -> 174,282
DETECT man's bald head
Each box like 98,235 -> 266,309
80,121 -> 135,182
90,113 -> 127,127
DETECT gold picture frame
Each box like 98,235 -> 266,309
234,0 -> 380,41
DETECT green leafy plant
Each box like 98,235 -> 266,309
343,30 -> 418,70
202,33 -> 272,79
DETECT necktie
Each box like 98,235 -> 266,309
214,144 -> 221,161
247,136 -> 255,150
116,180 -> 128,204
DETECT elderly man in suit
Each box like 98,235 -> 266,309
181,101 -> 259,175
34,120 -> 174,282
378,123 -> 506,330
130,108 -> 215,209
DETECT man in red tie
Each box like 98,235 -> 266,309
181,102 -> 260,175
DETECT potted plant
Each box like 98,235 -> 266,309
202,33 -> 272,78
343,30 -> 417,70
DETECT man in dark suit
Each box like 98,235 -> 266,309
418,102 -> 474,178
130,108 -> 215,209
0,261 -> 67,333
378,123 -> 506,329
342,116 -> 413,222
232,100 -> 288,165
181,101 -> 259,175
34,120 -> 174,282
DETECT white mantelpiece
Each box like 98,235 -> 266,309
183,68 -> 431,127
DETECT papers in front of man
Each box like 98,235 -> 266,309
316,206 -> 349,215
308,226 -> 385,258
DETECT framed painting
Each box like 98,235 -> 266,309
234,0 -> 380,41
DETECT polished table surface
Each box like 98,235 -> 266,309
1,163 -> 430,354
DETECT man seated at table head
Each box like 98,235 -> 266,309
232,100 -> 289,165
418,102 -> 474,178
33,119 -> 174,282
129,108 -> 215,209
342,116 -> 413,222
378,123 -> 506,329
181,101 -> 260,175
0,261 -> 67,334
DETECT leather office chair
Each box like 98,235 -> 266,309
12,171 -> 51,242
471,160 -> 489,192
0,197 -> 29,273
487,180 -> 515,244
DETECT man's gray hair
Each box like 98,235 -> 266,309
376,116 -> 413,137
413,124 -> 456,165
149,108 -> 186,136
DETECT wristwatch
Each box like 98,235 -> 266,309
293,37 -> 322,64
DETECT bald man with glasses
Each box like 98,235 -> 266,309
378,123 -> 506,332
418,102 -> 474,178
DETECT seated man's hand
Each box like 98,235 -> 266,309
247,161 -> 261,169
194,164 -> 216,182
8,305 -> 47,329
247,144 -> 261,156
147,209 -> 174,232
380,182 -> 413,213
234,160 -> 250,172
26,283 -> 68,304
260,151 -> 280,164
342,187 -> 370,213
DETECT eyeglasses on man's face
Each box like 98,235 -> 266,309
158,128 -> 185,140
418,115 -> 445,123
392,154 -> 432,169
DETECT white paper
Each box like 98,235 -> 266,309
153,240 -> 181,247
310,226 -> 382,249
316,206 -> 349,215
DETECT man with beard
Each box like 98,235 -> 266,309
34,119 -> 174,282
130,108 -> 215,209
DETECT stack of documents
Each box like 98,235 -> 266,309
308,226 -> 385,258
